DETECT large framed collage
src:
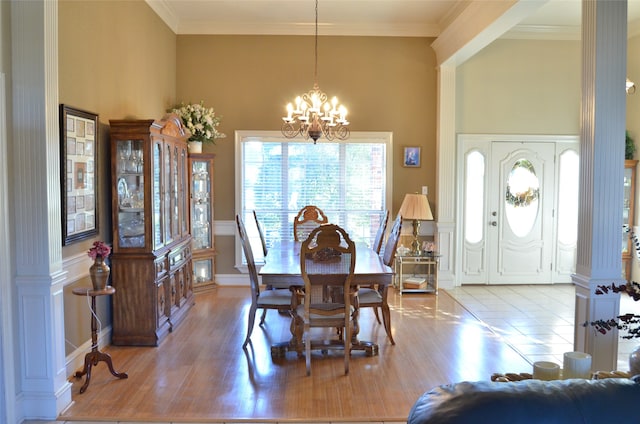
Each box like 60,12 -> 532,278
60,104 -> 99,245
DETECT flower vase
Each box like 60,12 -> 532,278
630,345 -> 640,376
188,141 -> 203,154
89,256 -> 110,291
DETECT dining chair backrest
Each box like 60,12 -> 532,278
293,205 -> 329,242
382,214 -> 403,267
299,223 -> 356,375
236,214 -> 261,299
300,224 -> 356,305
372,210 -> 390,254
253,210 -> 268,257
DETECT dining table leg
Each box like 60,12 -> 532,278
270,305 -> 380,357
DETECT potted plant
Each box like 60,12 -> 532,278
626,130 -> 636,160
169,101 -> 226,153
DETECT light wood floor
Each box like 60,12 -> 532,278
58,286 -> 532,423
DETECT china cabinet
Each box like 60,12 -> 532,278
623,159 -> 638,282
188,153 -> 217,291
109,114 -> 194,346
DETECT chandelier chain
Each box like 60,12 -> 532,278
314,0 -> 318,84
281,0 -> 350,143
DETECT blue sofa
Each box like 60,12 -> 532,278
407,376 -> 640,424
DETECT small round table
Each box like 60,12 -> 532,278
72,286 -> 128,393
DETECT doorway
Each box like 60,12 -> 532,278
457,135 -> 579,285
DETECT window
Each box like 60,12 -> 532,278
236,131 -> 392,266
464,150 -> 485,244
557,149 -> 578,245
504,158 -> 540,238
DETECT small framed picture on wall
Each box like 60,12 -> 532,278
403,146 -> 421,168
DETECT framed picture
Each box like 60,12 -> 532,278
60,104 -> 99,245
403,146 -> 421,168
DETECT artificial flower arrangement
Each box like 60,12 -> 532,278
169,101 -> 226,144
585,229 -> 640,339
88,241 -> 111,260
586,281 -> 640,339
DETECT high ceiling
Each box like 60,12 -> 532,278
147,0 -> 640,39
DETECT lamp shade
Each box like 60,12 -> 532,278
399,193 -> 433,221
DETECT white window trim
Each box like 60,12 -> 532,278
234,130 -> 393,272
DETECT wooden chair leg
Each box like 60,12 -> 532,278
305,322 -> 311,376
243,304 -> 257,348
373,307 -> 382,324
382,303 -> 395,345
344,322 -> 351,375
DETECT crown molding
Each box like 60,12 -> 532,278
501,24 -> 581,41
175,21 -> 441,37
146,0 -> 180,34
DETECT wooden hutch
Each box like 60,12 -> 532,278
109,114 -> 194,346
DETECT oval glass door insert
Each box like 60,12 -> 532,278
505,158 -> 540,237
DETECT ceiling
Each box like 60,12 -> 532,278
147,0 -> 640,39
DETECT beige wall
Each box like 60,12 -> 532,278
627,34 -> 640,280
176,35 -> 438,216
456,39 -> 581,135
58,0 -> 176,354
628,34 -> 640,157
175,35 -> 438,272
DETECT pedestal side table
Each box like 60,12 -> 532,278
72,286 -> 128,393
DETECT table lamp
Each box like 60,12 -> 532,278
398,193 -> 433,255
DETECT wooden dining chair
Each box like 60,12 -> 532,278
252,210 -> 268,257
357,213 -> 402,345
293,205 -> 329,242
236,214 -> 293,348
292,223 -> 357,376
358,210 -> 389,324
372,210 -> 390,255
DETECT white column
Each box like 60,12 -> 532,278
11,0 -> 71,419
435,64 -> 456,289
0,72 -> 18,424
573,0 -> 627,371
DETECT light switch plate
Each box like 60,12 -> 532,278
422,186 -> 428,196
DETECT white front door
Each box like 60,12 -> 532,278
457,135 -> 579,285
487,142 -> 555,284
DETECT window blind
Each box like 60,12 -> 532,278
238,133 -> 390,263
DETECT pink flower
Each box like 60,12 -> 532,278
88,241 -> 111,260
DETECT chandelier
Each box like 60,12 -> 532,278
281,0 -> 350,143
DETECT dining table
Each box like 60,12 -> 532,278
259,240 -> 393,357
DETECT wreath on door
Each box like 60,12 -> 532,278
505,185 -> 539,207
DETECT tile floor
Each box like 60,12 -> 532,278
446,284 -> 639,372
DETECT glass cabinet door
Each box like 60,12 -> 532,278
189,153 -> 216,291
116,139 -> 145,248
180,147 -> 189,237
191,159 -> 212,250
194,258 -> 213,285
164,143 -> 173,245
153,141 -> 163,249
